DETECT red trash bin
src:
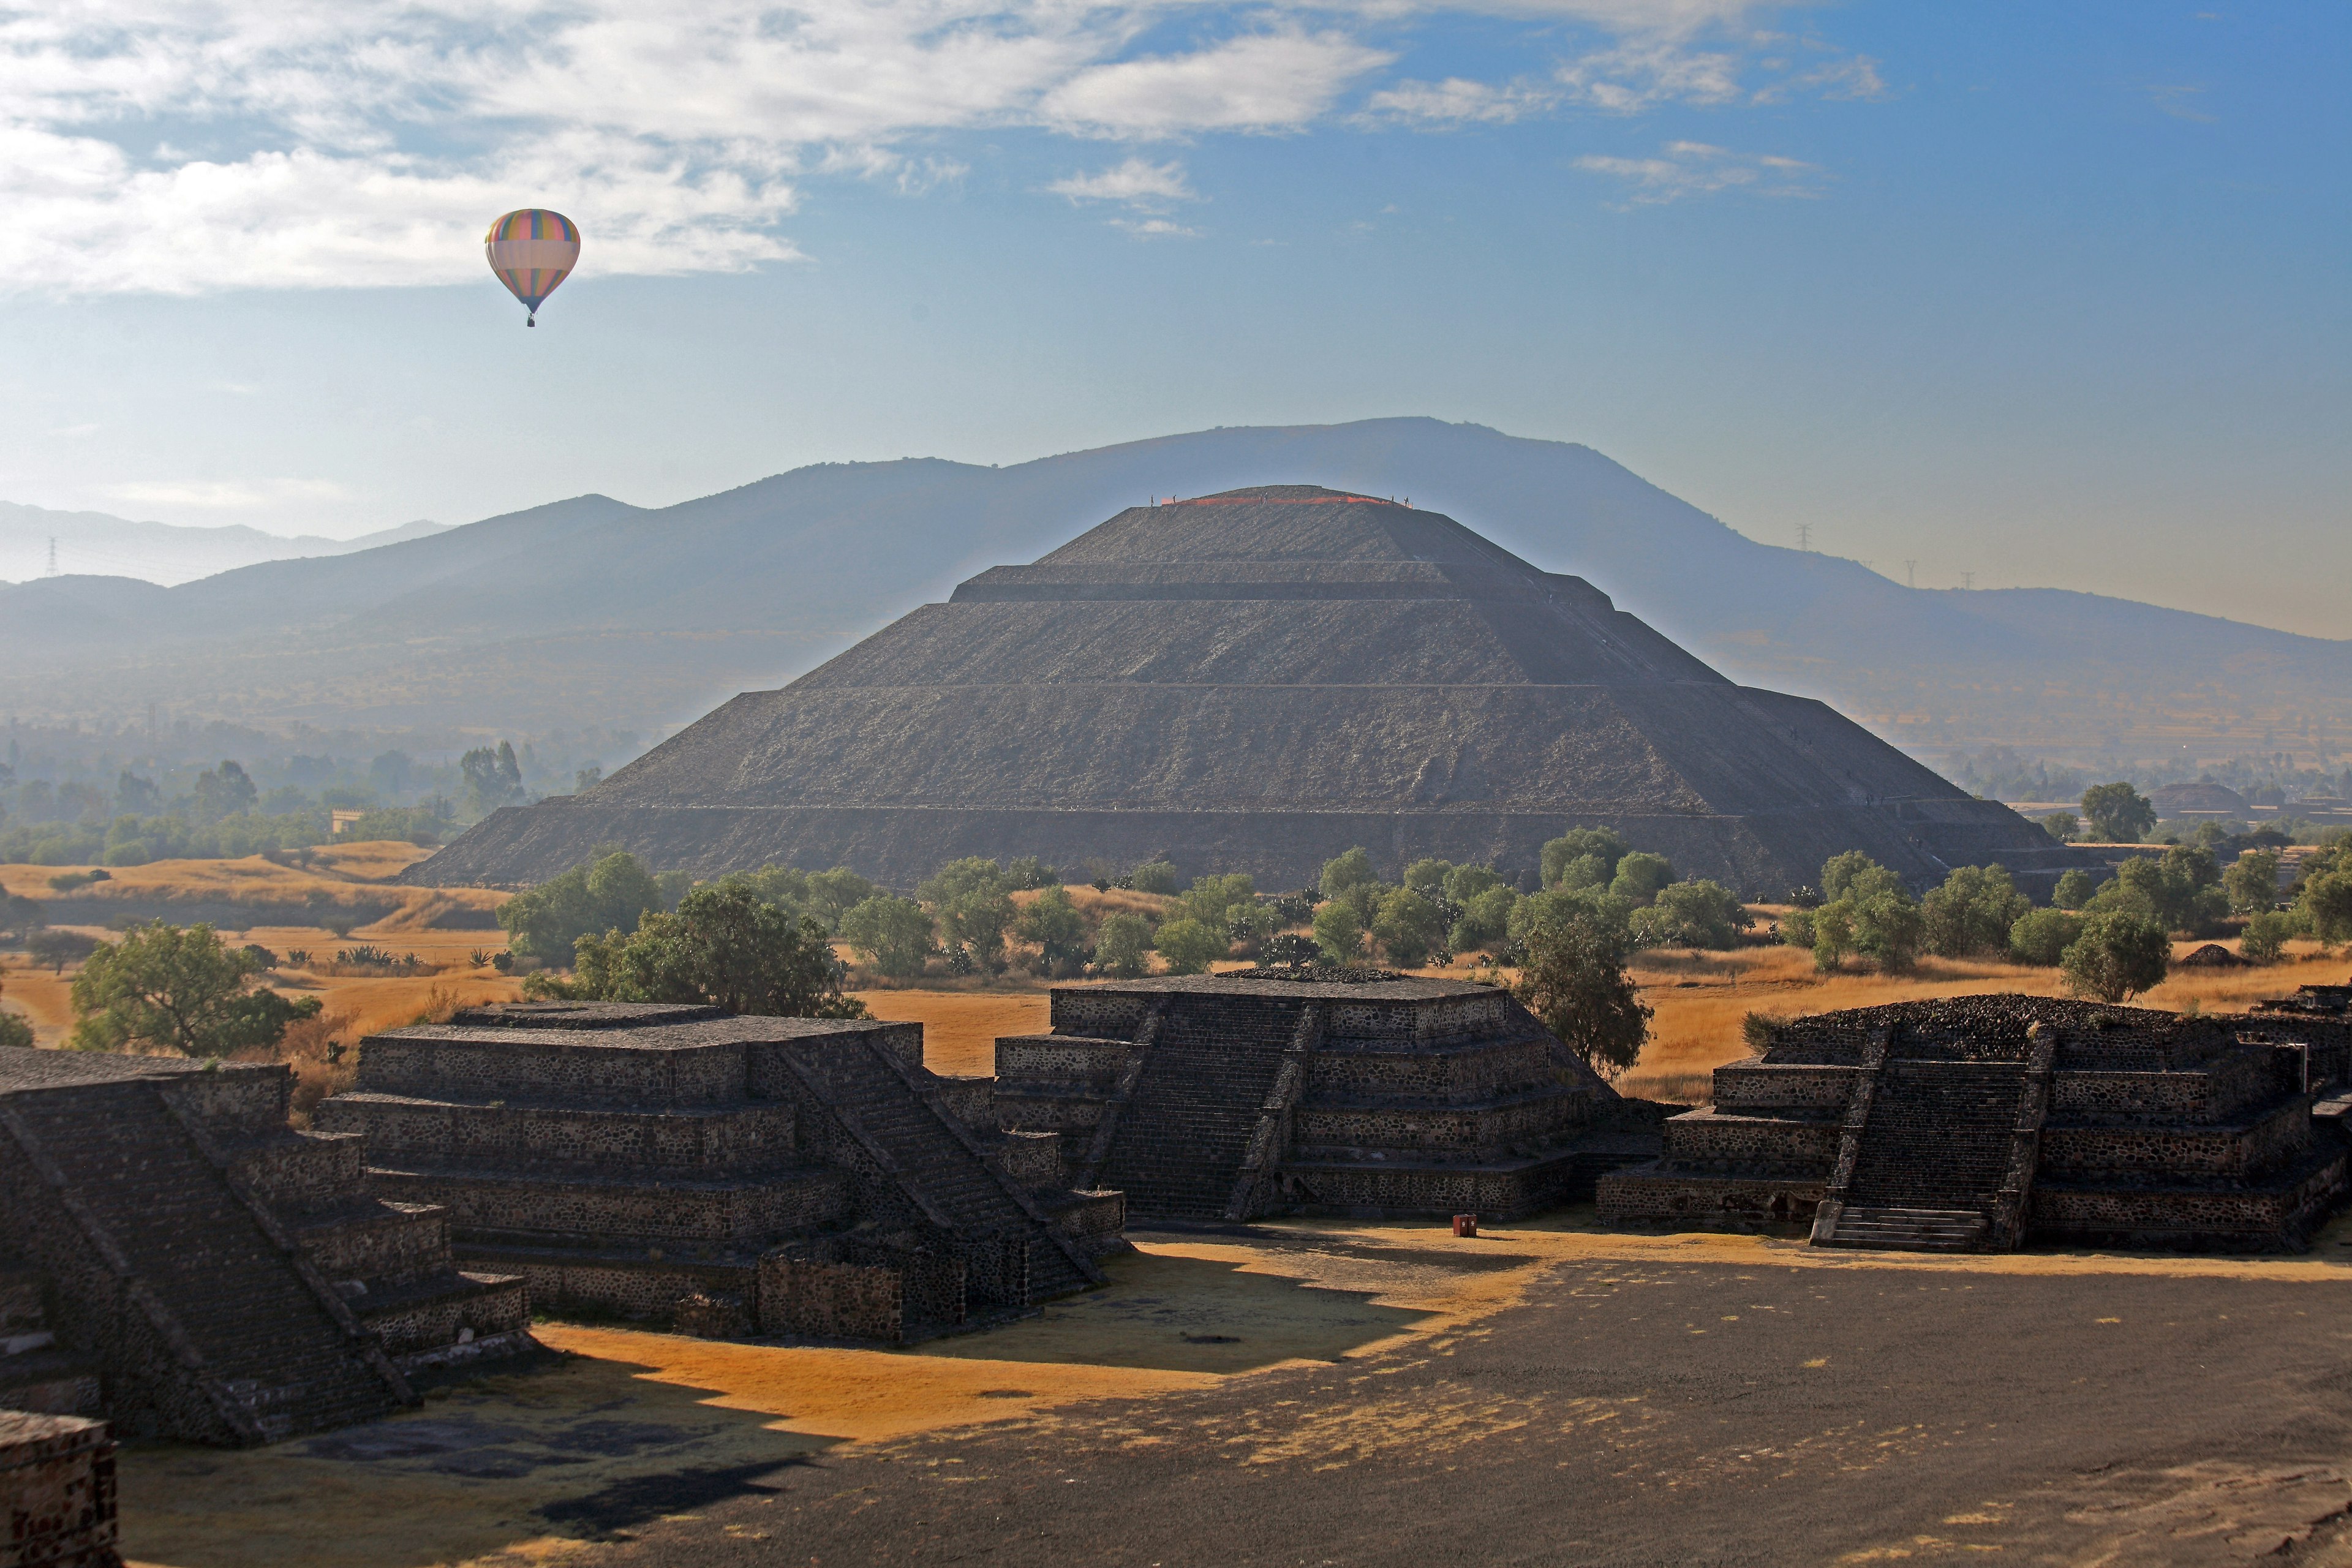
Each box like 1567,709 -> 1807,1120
1452,1213 -> 1479,1237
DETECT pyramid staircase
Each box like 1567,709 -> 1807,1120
772,1033 -> 1102,1304
0,1082 -> 410,1445
1812,1024 -> 2058,1254
1096,995 -> 1311,1223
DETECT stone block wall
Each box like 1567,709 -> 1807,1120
0,1411 -> 119,1568
360,1035 -> 750,1107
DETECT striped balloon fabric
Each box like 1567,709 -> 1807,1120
484,209 -> 581,325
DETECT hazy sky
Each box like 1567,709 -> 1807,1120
1,2 -> 2344,636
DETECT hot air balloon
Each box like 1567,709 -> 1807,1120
484,209 -> 580,326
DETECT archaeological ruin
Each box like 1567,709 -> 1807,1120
979,971 -> 1659,1223
0,1045 -> 527,1446
1597,995 -> 2351,1253
316,1001 -> 1123,1344
406,485 -> 2089,899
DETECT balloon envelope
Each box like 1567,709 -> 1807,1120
484,209 -> 580,321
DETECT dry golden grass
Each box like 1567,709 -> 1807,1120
0,843 -> 507,934
855,989 -> 1052,1077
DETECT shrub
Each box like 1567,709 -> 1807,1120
1319,848 -> 1378,900
1629,880 -> 1751,951
1311,900 -> 1365,965
2299,870 -> 2352,948
1608,851 -> 1675,907
2040,812 -> 2079,844
1803,854 -> 1920,972
1402,858 -> 1452,892
2054,869 -> 2099,910
2223,850 -> 2282,916
1261,933 -> 1321,967
1130,860 -> 1182,896
1094,913 -> 1155,978
560,884 -> 865,1017
103,840 -> 151,867
1014,886 -> 1090,974
839,895 -> 935,979
1449,884 -> 1518,954
1180,873 -> 1258,928
1370,888 -> 1448,968
2087,851 -> 2226,936
1540,828 -> 1629,890
496,850 -> 664,963
1923,865 -> 2032,959
2062,912 -> 2170,1002
2240,910 -> 2295,966
0,1008 -> 31,1049
1442,864 -> 1504,903
1003,856 -> 1060,891
2008,908 -> 2082,967
1512,914 -> 1651,1080
1153,917 -> 1229,975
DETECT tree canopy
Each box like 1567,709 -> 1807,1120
2061,911 -> 2170,1001
548,883 -> 865,1017
1512,911 -> 1651,1080
70,921 -> 321,1055
2081,782 -> 2156,844
496,849 -> 665,963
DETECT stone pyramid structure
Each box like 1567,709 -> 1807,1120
410,486 -> 2081,895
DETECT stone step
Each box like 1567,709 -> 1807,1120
1819,1206 -> 1989,1252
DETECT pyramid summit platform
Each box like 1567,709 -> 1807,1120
410,485 -> 2081,895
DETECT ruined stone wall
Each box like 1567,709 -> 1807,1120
0,1412 -> 118,1568
2041,1102 -> 2311,1180
1306,1037 -> 1562,1102
379,1166 -> 847,1244
360,1035 -> 749,1107
333,1097 -> 797,1175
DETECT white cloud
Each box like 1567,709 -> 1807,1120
1363,77 -> 1556,125
1574,138 -> 1819,203
1048,157 -> 1199,207
1038,31 -> 1393,138
103,477 -> 352,510
0,1 -> 1863,295
1110,216 -> 1202,238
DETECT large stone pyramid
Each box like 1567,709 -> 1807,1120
410,486 -> 2079,895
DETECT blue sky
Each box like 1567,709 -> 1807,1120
1,2 -> 2344,635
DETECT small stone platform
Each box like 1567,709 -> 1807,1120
986,972 -> 1660,1223
0,1046 -> 526,1446
1597,995 -> 2351,1253
318,1003 -> 1121,1343
0,1410 -> 119,1568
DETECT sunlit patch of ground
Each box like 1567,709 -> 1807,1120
119,1205 -> 2352,1567
0,845 -> 504,933
853,989 -> 1050,1079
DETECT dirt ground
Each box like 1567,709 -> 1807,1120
111,1204 -> 2352,1568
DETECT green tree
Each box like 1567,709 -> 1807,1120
461,742 -> 526,817
1130,860 -> 1182,895
0,997 -> 30,1050
1153,916 -> 1229,975
1311,900 -> 1365,965
558,884 -> 865,1017
1442,864 -> 1504,904
190,760 -> 258,823
804,868 -> 880,931
1094,912 -> 1155,978
1512,914 -> 1652,1080
70,921 -> 320,1055
2240,910 -> 2294,966
1402,858 -> 1453,893
2007,908 -> 2082,967
2088,849 -> 2226,935
1003,856 -> 1060,891
1319,848 -> 1378,901
497,850 -> 665,963
2299,870 -> 2352,948
2039,812 -> 2079,844
1370,887 -> 1448,968
1180,873 -> 1259,929
1449,884 -> 1519,954
1540,828 -> 1628,890
2223,850 -> 2282,917
28,929 -> 98,974
839,895 -> 935,979
1608,851 -> 1675,906
2081,782 -> 2157,844
2062,911 -> 2170,1001
1629,880 -> 1751,951
1820,850 -> 1886,903
1848,889 -> 1926,972
1511,886 -> 1631,946
2053,869 -> 2099,911
1801,854 -> 1921,972
1922,865 -> 2032,959
1014,886 -> 1090,974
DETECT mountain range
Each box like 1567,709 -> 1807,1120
1,419 -> 2344,763
0,501 -> 447,587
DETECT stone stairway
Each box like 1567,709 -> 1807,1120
1815,1059 -> 2034,1253
1099,996 -> 1305,1221
4,1083 -> 405,1442
778,1036 -> 1099,1303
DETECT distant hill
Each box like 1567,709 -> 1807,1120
0,501 -> 448,586
2,419 -> 2345,761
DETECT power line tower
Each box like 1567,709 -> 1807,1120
45,537 -> 59,577
1796,523 -> 1812,551
1962,571 -> 1974,591
1905,559 -> 1917,589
